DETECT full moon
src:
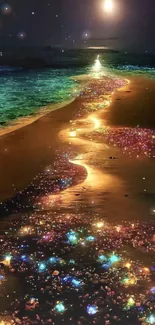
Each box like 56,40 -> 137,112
104,0 -> 113,13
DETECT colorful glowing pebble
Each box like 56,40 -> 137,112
98,254 -> 107,263
55,302 -> 65,313
67,231 -> 78,244
127,297 -> 135,307
38,262 -> 46,272
0,275 -> 4,280
87,305 -> 98,315
151,287 -> 155,294
5,255 -> 12,262
49,257 -> 57,264
86,236 -> 95,242
68,259 -> 75,265
71,278 -> 82,288
102,262 -> 111,270
147,315 -> 155,324
109,254 -> 120,264
62,276 -> 72,283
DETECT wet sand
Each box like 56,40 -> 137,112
106,77 -> 155,128
0,100 -> 74,138
0,99 -> 80,201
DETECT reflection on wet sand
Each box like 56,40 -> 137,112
58,104 -> 121,207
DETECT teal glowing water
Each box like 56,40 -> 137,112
99,53 -> 155,79
1,53 -> 155,127
0,68 -> 83,126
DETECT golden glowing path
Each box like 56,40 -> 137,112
43,57 -> 130,211
58,98 -> 121,207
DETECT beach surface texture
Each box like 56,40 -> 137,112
0,72 -> 155,324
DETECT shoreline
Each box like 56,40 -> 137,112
0,72 -> 84,139
0,74 -> 155,207
0,74 -> 127,203
0,99 -> 75,138
0,97 -> 82,201
0,73 -> 127,139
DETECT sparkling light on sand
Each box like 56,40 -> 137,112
0,69 -> 155,325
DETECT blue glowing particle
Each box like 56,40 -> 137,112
62,276 -> 72,284
49,257 -> 57,264
55,302 -> 65,313
86,236 -> 95,242
138,306 -> 144,313
109,254 -> 120,264
87,305 -> 98,315
62,276 -> 82,288
21,255 -> 28,262
68,259 -> 75,265
38,262 -> 46,272
0,275 -> 4,280
147,315 -> 155,324
21,255 -> 26,259
71,278 -> 82,288
102,262 -> 111,270
98,254 -> 107,263
151,288 -> 155,294
67,231 -> 78,245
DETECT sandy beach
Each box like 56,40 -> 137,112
0,98 -> 79,201
0,75 -> 155,210
0,73 -> 155,324
1,0 -> 155,321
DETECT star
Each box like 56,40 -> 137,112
17,32 -> 27,40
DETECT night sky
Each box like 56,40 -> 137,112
0,0 -> 155,52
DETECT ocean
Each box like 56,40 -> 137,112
0,68 -> 83,126
1,52 -> 155,128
